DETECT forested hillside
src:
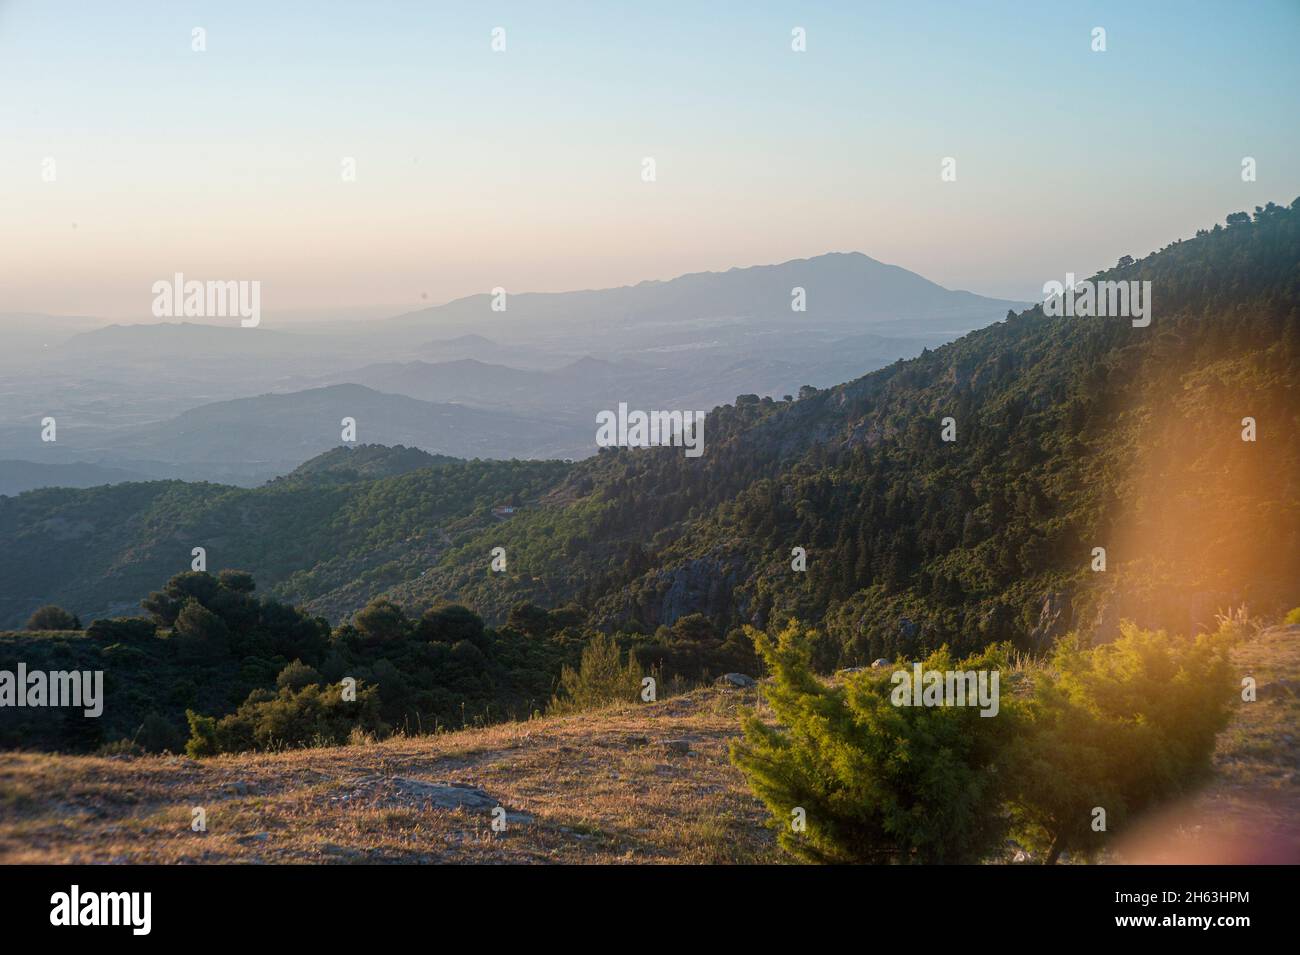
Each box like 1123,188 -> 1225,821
392,200 -> 1300,667
3,202 -> 1297,674
0,449 -> 570,628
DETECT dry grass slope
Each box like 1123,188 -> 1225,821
0,686 -> 781,864
1,626 -> 1295,865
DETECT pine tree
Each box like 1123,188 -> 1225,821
730,621 -> 1018,863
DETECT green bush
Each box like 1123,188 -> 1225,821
732,619 -> 1237,864
549,633 -> 644,714
184,710 -> 220,758
135,710 -> 186,753
1284,607 -> 1300,626
731,622 -> 1019,863
1009,622 -> 1237,862
276,659 -> 323,691
185,680 -> 386,756
25,605 -> 80,631
173,598 -> 231,659
352,597 -> 409,643
86,616 -> 157,642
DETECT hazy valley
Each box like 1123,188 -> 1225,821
0,253 -> 1021,493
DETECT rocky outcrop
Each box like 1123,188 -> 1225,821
334,775 -> 532,822
717,672 -> 757,688
1029,591 -> 1072,651
659,557 -> 743,625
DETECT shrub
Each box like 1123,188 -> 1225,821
185,680 -> 387,756
732,619 -> 1238,864
184,710 -> 220,757
731,622 -> 1019,863
1284,607 -> 1300,626
96,738 -> 145,758
276,659 -> 323,691
353,597 -> 409,643
1214,604 -> 1259,643
1008,622 -> 1237,862
506,603 -> 550,638
136,711 -> 185,753
25,605 -> 80,631
86,617 -> 157,642
418,604 -> 486,646
142,571 -> 221,626
173,598 -> 230,658
549,633 -> 644,713
218,569 -> 256,593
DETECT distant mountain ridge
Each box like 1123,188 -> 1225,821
386,251 -> 1026,336
0,451 -> 571,627
383,200 -> 1300,657
3,202 -> 1295,642
273,444 -> 458,485
1,251 -> 1020,494
0,384 -> 591,487
0,460 -> 150,498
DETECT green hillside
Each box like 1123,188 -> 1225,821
388,199 -> 1300,666
3,200 -> 1297,674
0,450 -> 570,628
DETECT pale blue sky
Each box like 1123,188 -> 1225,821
2,0 -> 1298,317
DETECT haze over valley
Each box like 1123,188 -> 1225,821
0,253 -> 1023,492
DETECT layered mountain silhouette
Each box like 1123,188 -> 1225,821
2,202 -> 1295,644
0,252 -> 1024,491
384,252 -> 1024,336
0,384 -> 589,488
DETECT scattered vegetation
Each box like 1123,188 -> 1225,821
731,623 -> 1020,863
0,453 -> 571,628
1,203 -> 1296,866
732,619 -> 1239,863
25,605 -> 80,631
401,199 -> 1300,665
2,569 -> 757,755
549,633 -> 644,714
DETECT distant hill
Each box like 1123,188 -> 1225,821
384,200 -> 1300,658
3,203 -> 1296,648
333,356 -> 669,415
387,252 -> 1026,337
2,255 -> 1021,496
273,444 -> 458,485
61,321 -> 301,355
339,359 -> 552,406
0,312 -> 108,360
14,383 -> 592,487
0,459 -> 149,497
334,344 -> 947,420
0,452 -> 571,628
52,321 -> 345,375
415,334 -> 572,369
369,253 -> 1023,413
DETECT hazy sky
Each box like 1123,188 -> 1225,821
3,0 -> 1298,319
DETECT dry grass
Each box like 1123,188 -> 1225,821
0,686 -> 781,864
2,627 -> 1294,865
